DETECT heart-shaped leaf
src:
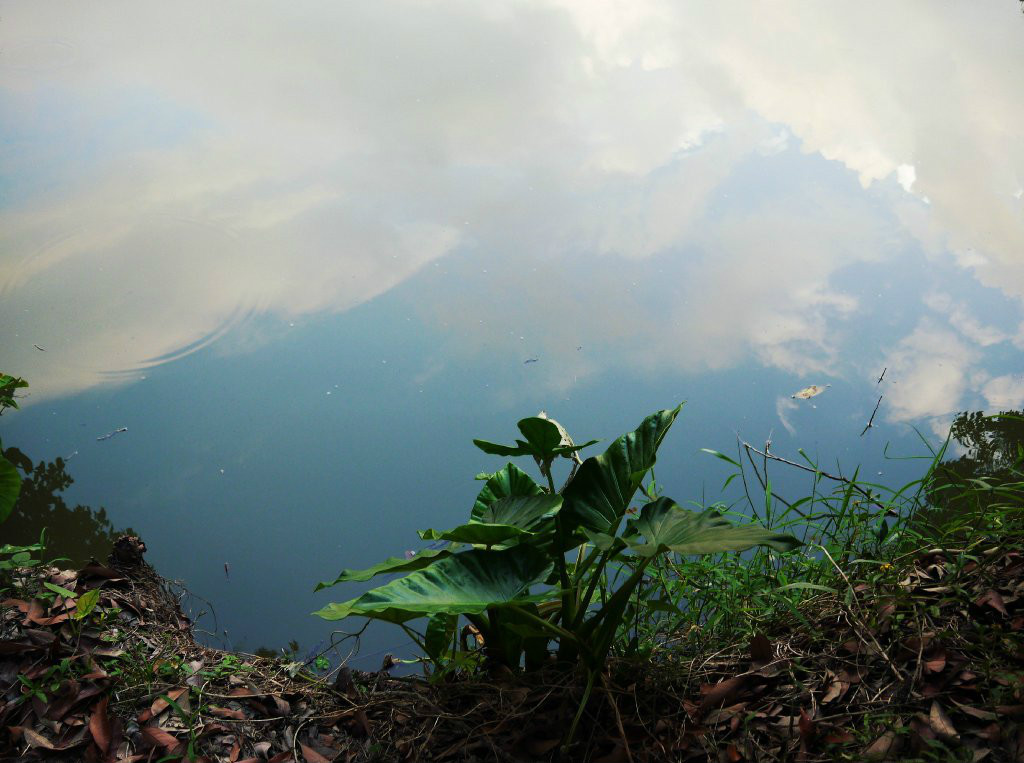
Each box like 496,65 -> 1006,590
517,417 -> 564,457
314,548 -> 453,590
314,546 -> 553,623
471,463 -> 544,521
419,522 -> 533,546
559,406 -> 682,543
625,497 -> 802,556
421,495 -> 562,548
473,495 -> 561,528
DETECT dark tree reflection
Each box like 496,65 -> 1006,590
1,446 -> 130,564
922,410 -> 1024,526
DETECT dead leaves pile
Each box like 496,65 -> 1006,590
4,537 -> 1024,762
0,548 -> 351,762
2,562 -> 133,758
337,542 -> 1024,762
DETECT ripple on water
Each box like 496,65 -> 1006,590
2,38 -> 81,73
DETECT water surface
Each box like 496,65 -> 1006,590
2,2 -> 1023,663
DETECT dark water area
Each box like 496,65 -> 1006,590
2,3 -> 1024,666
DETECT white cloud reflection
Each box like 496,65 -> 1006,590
1,1 -> 1022,413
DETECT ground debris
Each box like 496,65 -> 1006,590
3,535 -> 1024,762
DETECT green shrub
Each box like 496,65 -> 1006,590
314,406 -> 800,678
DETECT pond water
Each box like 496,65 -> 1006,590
2,2 -> 1023,666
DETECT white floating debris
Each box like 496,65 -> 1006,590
791,384 -> 830,400
96,427 -> 128,441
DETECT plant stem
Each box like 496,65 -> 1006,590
562,668 -> 596,754
546,463 -> 577,640
571,548 -> 613,631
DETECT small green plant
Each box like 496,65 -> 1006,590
0,373 -> 28,524
198,654 -> 251,680
315,406 -> 800,701
74,588 -> 101,620
0,373 -> 27,414
15,658 -> 77,706
0,530 -> 46,593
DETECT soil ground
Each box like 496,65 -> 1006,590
3,535 -> 1024,762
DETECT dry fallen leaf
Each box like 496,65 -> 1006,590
89,695 -> 112,754
141,725 -> 180,750
300,743 -> 331,763
951,700 -> 997,721
924,647 -> 947,674
791,384 -> 830,400
863,730 -> 900,760
22,728 -> 56,750
700,675 -> 750,711
209,706 -> 247,720
976,589 -> 1008,616
929,701 -> 958,740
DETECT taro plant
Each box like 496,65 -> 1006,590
315,406 -> 801,684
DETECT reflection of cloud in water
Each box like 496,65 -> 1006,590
983,376 -> 1024,412
2,200 -> 458,399
0,1 -> 1021,413
775,397 -> 799,437
883,319 -> 981,424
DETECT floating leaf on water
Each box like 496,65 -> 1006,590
791,384 -> 830,400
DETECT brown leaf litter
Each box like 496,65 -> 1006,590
3,535 -> 1024,762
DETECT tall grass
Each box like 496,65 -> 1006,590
611,416 -> 1024,662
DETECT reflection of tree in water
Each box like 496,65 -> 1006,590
1,446 -> 130,565
924,410 -> 1024,524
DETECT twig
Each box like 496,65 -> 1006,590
741,441 -> 886,513
877,367 -> 886,384
601,672 -> 634,763
292,716 -> 312,763
860,395 -> 883,437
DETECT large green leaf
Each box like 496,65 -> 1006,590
419,522 -> 533,546
0,455 -> 20,525
473,495 -> 562,528
560,406 -> 682,541
472,439 -> 531,457
625,497 -> 802,556
314,548 -> 453,590
471,463 -> 544,520
517,417 -> 563,456
313,546 -> 553,623
421,495 -> 562,548
474,418 -> 594,464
